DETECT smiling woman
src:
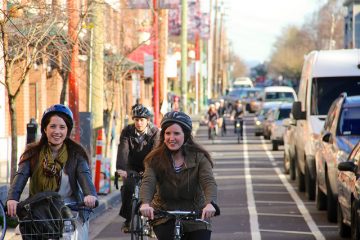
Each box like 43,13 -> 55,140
139,111 -> 218,240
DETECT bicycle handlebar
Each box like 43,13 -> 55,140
65,200 -> 99,212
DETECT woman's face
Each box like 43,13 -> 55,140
45,115 -> 68,149
164,123 -> 184,151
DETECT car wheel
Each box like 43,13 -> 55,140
289,155 -> 296,181
351,200 -> 360,240
326,174 -> 337,223
297,162 -> 305,192
272,141 -> 278,151
316,179 -> 327,210
283,152 -> 290,174
338,202 -> 351,238
305,163 -> 315,200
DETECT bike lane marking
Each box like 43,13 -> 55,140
260,138 -> 325,240
243,123 -> 261,239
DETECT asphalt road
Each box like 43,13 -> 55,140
90,115 -> 339,240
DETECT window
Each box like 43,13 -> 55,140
338,107 -> 360,136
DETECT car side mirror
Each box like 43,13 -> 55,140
338,161 -> 358,173
292,101 -> 306,120
322,132 -> 333,144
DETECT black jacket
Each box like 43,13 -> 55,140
116,123 -> 159,173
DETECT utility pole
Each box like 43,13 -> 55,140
67,0 -> 80,141
153,0 -> 160,126
181,0 -> 188,112
159,9 -> 168,117
91,0 -> 104,131
212,0 -> 219,99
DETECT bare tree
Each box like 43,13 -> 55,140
0,1 -> 84,181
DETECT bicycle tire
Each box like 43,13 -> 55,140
130,199 -> 141,240
0,201 -> 6,240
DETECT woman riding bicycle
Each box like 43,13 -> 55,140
7,104 -> 98,240
206,104 -> 219,139
139,111 -> 218,240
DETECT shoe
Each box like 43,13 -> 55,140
122,220 -> 130,233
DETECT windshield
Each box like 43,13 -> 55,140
311,77 -> 360,115
265,92 -> 295,102
338,107 -> 360,135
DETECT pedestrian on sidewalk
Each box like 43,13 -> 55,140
139,111 -> 218,240
6,104 -> 98,240
116,104 -> 160,233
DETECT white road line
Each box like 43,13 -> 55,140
257,212 -> 304,218
261,138 -> 325,240
260,229 -> 313,235
243,124 -> 261,239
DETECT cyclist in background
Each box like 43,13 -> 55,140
139,111 -> 218,240
207,104 -> 219,139
116,104 -> 160,233
231,100 -> 245,137
217,99 -> 227,136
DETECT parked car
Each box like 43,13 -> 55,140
292,49 -> 360,201
254,101 -> 282,136
283,114 -> 297,180
337,141 -> 360,239
270,103 -> 293,151
315,93 -> 360,222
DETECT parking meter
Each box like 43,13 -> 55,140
26,118 -> 38,144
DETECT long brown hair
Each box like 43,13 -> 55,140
144,122 -> 213,181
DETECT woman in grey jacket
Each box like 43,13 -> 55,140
7,104 -> 97,240
140,111 -> 218,240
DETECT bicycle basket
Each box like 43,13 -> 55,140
17,191 -> 75,240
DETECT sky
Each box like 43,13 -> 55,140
223,0 -> 324,66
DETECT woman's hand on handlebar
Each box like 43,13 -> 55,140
140,203 -> 154,220
7,200 -> 18,217
117,169 -> 127,179
201,203 -> 216,220
84,195 -> 98,208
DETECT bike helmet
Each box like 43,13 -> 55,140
160,111 -> 192,131
41,104 -> 74,134
132,104 -> 151,118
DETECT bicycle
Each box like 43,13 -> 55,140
17,200 -> 98,240
208,121 -> 217,144
151,203 -> 220,240
235,117 -> 243,144
115,171 -> 152,240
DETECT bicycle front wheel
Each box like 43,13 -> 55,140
130,199 -> 141,240
0,201 -> 7,240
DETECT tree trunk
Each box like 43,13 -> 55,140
9,96 -> 18,182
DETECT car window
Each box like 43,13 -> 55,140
276,108 -> 292,120
338,107 -> 360,136
265,92 -> 295,102
323,99 -> 339,131
311,77 -> 360,115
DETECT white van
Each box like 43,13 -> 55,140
292,49 -> 360,201
262,86 -> 297,103
232,77 -> 254,88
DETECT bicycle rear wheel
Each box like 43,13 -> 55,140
0,201 -> 6,240
130,199 -> 141,240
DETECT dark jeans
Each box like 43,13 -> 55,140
153,220 -> 211,240
234,119 -> 243,136
119,176 -> 136,221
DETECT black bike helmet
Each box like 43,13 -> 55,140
132,104 -> 151,118
160,111 -> 192,131
41,104 -> 74,134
